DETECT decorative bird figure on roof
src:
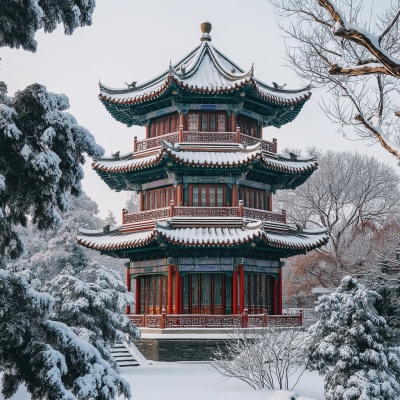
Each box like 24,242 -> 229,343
125,81 -> 137,88
111,151 -> 120,160
272,82 -> 287,90
231,66 -> 236,74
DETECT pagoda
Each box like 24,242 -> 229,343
77,22 -> 328,321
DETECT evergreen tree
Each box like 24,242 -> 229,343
0,0 -> 96,52
0,270 -> 131,400
307,276 -> 400,400
104,210 -> 117,227
43,263 -> 139,372
0,82 -> 104,268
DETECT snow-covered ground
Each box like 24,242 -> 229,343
4,361 -> 324,400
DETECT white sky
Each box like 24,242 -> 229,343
1,0 -> 397,221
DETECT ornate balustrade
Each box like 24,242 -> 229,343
136,132 -> 179,152
133,131 -> 277,152
122,206 -> 285,225
242,207 -> 285,223
127,311 -> 302,329
174,206 -> 240,218
123,207 -> 170,224
183,131 -> 237,143
239,133 -> 276,153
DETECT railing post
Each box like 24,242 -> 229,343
300,309 -> 303,326
170,200 -> 174,217
282,209 -> 286,224
179,125 -> 183,142
242,308 -> 248,328
273,138 -> 277,153
161,309 -> 166,329
134,136 -> 137,152
236,127 -> 240,143
264,310 -> 268,327
122,208 -> 126,225
143,313 -> 147,328
239,200 -> 243,217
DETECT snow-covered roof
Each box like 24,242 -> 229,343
76,218 -> 328,253
92,142 -> 318,175
98,31 -> 311,107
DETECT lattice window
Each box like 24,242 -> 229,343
154,123 -> 158,137
169,118 -> 173,133
192,187 -> 199,207
217,187 -> 223,207
149,192 -> 153,210
201,187 -> 207,206
149,276 -> 154,307
155,275 -> 160,306
183,275 -> 190,310
210,114 -> 216,132
160,190 -> 163,208
164,119 -> 168,134
188,114 -> 199,131
240,188 -> 269,211
154,191 -> 158,209
246,190 -> 250,208
162,276 -> 165,306
257,192 -> 260,209
214,274 -> 222,306
261,193 -> 265,210
226,276 -> 232,314
175,116 -> 179,131
202,114 -> 207,132
201,274 -> 211,306
251,191 -> 255,209
209,188 -> 216,207
217,114 -> 226,132
192,274 -> 198,306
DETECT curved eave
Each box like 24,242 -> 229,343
76,228 -> 329,255
99,77 -> 311,127
92,148 -> 318,192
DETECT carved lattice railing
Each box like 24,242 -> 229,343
183,131 -> 237,143
123,207 -> 171,224
242,207 -> 285,223
122,206 -> 285,225
239,133 -> 276,152
127,311 -> 302,329
174,207 -> 240,218
136,132 -> 179,152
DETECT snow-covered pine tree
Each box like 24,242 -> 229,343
0,82 -> 104,268
104,210 -> 117,227
0,269 -> 131,400
125,191 -> 139,214
0,0 -> 96,52
43,263 -> 139,372
307,276 -> 400,400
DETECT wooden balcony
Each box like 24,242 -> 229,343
133,128 -> 277,154
122,203 -> 285,225
127,310 -> 303,329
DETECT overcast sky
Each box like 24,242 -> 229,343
1,0 -> 397,221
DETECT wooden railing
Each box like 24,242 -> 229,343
127,310 -> 303,329
122,203 -> 285,225
133,129 -> 277,153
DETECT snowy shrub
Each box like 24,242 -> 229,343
307,275 -> 400,400
211,327 -> 308,390
43,263 -> 140,372
0,269 -> 131,400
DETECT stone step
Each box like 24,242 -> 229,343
111,343 -> 139,367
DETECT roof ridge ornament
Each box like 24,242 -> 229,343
200,21 -> 212,42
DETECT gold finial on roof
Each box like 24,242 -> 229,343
200,21 -> 212,42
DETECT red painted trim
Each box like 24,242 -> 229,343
278,268 -> 283,315
139,191 -> 143,212
168,266 -> 173,314
135,276 -> 140,314
175,271 -> 180,314
126,268 -> 131,314
239,265 -> 244,313
233,270 -> 238,314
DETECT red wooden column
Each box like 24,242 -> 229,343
175,271 -> 180,314
211,274 -> 214,314
135,276 -> 140,314
239,265 -> 245,313
168,266 -> 173,314
231,114 -> 236,133
233,269 -> 238,314
278,267 -> 283,315
126,268 -> 131,314
272,276 -> 277,315
222,274 -> 226,315
139,191 -> 144,211
269,192 -> 272,212
266,276 -> 269,314
248,274 -> 252,314
146,123 -> 150,139
231,184 -> 237,207
177,184 -> 183,206
259,124 -> 263,139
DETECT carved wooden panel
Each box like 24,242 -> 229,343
174,207 -> 240,217
183,132 -> 237,143
124,208 -> 170,224
242,208 -> 284,223
136,132 -> 179,151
